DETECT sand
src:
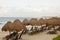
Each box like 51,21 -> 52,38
0,31 -> 59,40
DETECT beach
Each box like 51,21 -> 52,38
0,17 -> 60,40
0,31 -> 59,40
0,0 -> 60,39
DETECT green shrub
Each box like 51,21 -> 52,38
53,35 -> 60,40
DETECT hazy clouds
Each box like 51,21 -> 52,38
0,0 -> 60,18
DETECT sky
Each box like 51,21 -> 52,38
0,0 -> 60,18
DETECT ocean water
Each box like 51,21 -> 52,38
0,17 -> 31,31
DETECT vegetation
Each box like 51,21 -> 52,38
53,35 -> 60,40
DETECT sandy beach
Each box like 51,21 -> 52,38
0,31 -> 59,40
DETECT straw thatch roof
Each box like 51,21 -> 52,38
29,18 -> 37,26
37,18 -> 46,26
2,21 -> 14,32
46,18 -> 57,25
22,18 -> 30,26
51,17 -> 60,26
13,19 -> 27,32
46,17 -> 59,26
13,19 -> 22,25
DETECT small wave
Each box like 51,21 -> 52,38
0,22 -> 6,30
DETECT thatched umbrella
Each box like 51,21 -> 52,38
29,18 -> 38,26
13,19 -> 27,32
50,17 -> 60,30
36,18 -> 47,30
37,18 -> 46,26
46,17 -> 59,26
51,17 -> 60,26
45,17 -> 59,31
22,18 -> 30,26
2,21 -> 14,34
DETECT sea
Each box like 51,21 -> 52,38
0,17 -> 31,32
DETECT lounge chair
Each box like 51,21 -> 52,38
3,32 -> 17,40
14,29 -> 24,40
47,30 -> 57,34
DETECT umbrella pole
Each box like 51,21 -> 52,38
9,31 -> 11,34
19,30 -> 24,39
41,25 -> 43,30
53,26 -> 56,31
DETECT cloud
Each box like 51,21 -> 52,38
0,0 -> 60,18
0,6 -> 60,18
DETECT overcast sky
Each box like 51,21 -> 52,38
0,0 -> 60,18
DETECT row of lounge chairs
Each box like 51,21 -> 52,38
27,25 -> 59,35
3,30 -> 24,40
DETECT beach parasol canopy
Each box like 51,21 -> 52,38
2,21 -> 14,32
13,19 -> 27,32
29,18 -> 38,26
22,18 -> 30,26
37,18 -> 46,26
51,17 -> 60,26
44,17 -> 60,31
46,17 -> 59,26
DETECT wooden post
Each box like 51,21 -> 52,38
9,31 -> 11,34
53,26 -> 56,31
